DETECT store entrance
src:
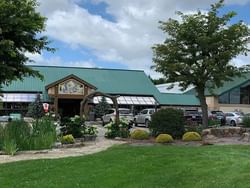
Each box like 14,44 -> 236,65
58,99 -> 82,117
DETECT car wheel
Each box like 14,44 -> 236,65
230,120 -> 236,127
145,119 -> 149,127
134,118 -> 138,127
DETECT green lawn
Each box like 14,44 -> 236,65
1,144 -> 250,188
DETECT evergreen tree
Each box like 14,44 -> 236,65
94,97 -> 111,118
27,94 -> 44,119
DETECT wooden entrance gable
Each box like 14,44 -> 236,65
45,74 -> 97,115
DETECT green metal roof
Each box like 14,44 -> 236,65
184,73 -> 250,96
2,65 -> 162,102
157,93 -> 200,106
206,73 -> 250,96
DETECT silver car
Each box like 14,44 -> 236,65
134,108 -> 156,127
102,108 -> 133,125
224,112 -> 243,126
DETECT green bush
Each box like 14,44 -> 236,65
184,125 -> 203,135
243,116 -> 250,127
61,115 -> 83,138
3,140 -> 18,156
182,132 -> 201,141
61,134 -> 75,144
3,120 -> 31,150
104,119 -> 130,138
155,134 -> 173,143
149,108 -> 185,138
0,125 -> 4,150
130,129 -> 149,140
208,119 -> 220,127
0,117 -> 57,153
30,116 -> 57,150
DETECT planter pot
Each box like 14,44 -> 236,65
83,135 -> 97,141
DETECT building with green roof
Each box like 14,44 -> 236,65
184,73 -> 250,113
0,65 -> 201,117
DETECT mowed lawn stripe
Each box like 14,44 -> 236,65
1,145 -> 250,188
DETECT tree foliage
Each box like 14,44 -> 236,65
148,76 -> 167,85
0,0 -> 54,87
27,94 -> 44,119
152,0 -> 250,127
94,97 -> 111,118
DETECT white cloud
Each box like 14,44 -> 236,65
37,0 -> 250,78
26,53 -> 96,68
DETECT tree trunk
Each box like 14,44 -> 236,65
197,90 -> 208,128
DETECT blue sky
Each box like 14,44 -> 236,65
33,0 -> 250,78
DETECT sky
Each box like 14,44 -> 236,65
27,0 -> 250,78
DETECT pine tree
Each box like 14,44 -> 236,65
94,97 -> 111,118
27,94 -> 44,119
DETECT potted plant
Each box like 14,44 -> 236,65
82,125 -> 98,141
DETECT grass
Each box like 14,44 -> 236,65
1,144 -> 250,188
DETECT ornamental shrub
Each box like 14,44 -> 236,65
130,129 -> 149,140
61,134 -> 75,144
149,108 -> 185,138
155,134 -> 173,143
61,115 -> 83,138
3,120 -> 31,150
243,116 -> 250,127
30,116 -> 57,150
0,125 -> 4,150
104,118 -> 130,138
182,132 -> 201,141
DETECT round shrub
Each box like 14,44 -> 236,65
130,129 -> 149,140
61,134 -> 75,144
149,108 -> 185,138
155,134 -> 173,143
182,132 -> 201,141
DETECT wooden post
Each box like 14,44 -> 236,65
54,85 -> 59,116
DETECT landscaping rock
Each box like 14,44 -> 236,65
239,133 -> 250,142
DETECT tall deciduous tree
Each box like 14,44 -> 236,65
152,0 -> 250,128
0,0 -> 54,87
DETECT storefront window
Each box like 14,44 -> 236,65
229,88 -> 240,104
219,83 -> 250,104
219,92 -> 229,104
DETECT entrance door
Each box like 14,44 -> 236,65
58,99 -> 82,117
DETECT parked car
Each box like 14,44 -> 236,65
102,108 -> 133,126
224,112 -> 243,126
211,110 -> 226,125
184,110 -> 202,124
0,115 -> 11,122
134,108 -> 156,127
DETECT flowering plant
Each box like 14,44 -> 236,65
83,125 -> 98,136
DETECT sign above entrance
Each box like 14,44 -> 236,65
58,79 -> 84,95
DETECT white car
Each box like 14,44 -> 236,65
134,108 -> 156,127
224,112 -> 243,126
102,108 -> 134,125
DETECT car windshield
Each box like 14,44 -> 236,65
185,111 -> 199,115
216,112 -> 224,116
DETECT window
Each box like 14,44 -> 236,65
140,110 -> 148,114
219,92 -> 229,104
149,110 -> 155,115
229,88 -> 240,104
